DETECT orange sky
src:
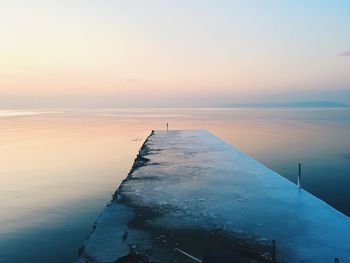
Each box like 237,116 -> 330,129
1,1 -> 350,107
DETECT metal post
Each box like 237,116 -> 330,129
271,240 -> 276,263
297,163 -> 302,188
175,248 -> 201,263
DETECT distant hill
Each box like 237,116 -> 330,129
222,101 -> 348,108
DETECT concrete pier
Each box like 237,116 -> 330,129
77,130 -> 350,263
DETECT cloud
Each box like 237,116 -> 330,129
339,50 -> 350,56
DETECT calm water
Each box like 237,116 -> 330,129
0,108 -> 350,263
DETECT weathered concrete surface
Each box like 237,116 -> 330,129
77,130 -> 350,263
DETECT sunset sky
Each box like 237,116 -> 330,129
1,0 -> 350,107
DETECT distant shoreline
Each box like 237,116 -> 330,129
221,101 -> 348,109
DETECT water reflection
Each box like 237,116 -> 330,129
0,108 -> 349,262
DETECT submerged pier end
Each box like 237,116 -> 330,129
77,130 -> 350,263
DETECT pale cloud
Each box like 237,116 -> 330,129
339,50 -> 350,56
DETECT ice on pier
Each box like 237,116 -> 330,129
78,130 -> 350,263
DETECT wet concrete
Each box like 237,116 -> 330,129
77,130 -> 350,263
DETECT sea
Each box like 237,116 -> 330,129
0,108 -> 349,262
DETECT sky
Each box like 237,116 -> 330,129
0,0 -> 350,108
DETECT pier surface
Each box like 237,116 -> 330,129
78,130 -> 350,263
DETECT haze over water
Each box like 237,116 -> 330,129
0,108 -> 350,263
